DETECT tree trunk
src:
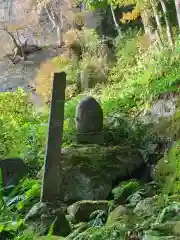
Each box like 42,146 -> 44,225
45,5 -> 63,47
159,0 -> 173,46
141,9 -> 155,42
110,4 -> 122,36
149,0 -> 163,47
58,11 -> 64,47
150,0 -> 163,34
174,0 -> 180,31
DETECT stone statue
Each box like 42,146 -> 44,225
75,96 -> 104,144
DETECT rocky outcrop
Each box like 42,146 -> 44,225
67,200 -> 109,222
24,202 -> 71,237
38,145 -> 144,202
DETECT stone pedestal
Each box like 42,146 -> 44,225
76,132 -> 104,145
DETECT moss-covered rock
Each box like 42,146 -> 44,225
67,200 -> 108,222
154,141 -> 180,194
39,145 -> 143,202
24,202 -> 71,237
65,214 -> 76,225
106,205 -> 129,225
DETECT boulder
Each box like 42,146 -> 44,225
24,202 -> 71,237
106,205 -> 129,225
67,200 -> 108,222
0,158 -> 27,186
38,145 -> 144,202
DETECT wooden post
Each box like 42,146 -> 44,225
41,72 -> 66,203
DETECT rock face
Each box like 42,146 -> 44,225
24,202 -> 71,237
0,158 -> 27,186
67,200 -> 109,222
39,145 -> 143,202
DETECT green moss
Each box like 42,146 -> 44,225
155,141 -> 180,194
61,145 -> 143,177
106,205 -> 130,225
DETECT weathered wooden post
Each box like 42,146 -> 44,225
41,72 -> 66,203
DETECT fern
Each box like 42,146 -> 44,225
156,202 -> 180,224
112,180 -> 141,204
126,189 -> 146,207
88,210 -> 107,227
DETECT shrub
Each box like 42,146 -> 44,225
73,12 -> 85,29
35,56 -> 73,103
80,56 -> 108,90
0,89 -> 46,173
155,141 -> 180,194
64,29 -> 83,49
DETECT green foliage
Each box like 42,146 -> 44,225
4,178 -> 40,213
88,210 -> 107,227
0,170 -> 40,239
0,89 -> 46,174
71,223 -> 127,240
126,188 -> 146,207
67,223 -> 89,239
1,11 -> 180,240
156,202 -> 180,224
112,180 -> 140,204
155,141 -> 180,195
